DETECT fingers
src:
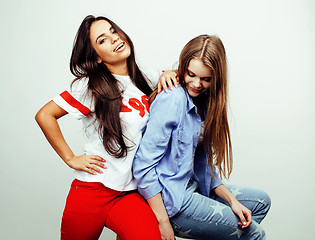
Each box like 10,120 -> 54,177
161,77 -> 169,93
77,155 -> 107,175
157,82 -> 162,94
237,210 -> 252,229
90,159 -> 107,169
166,78 -> 174,91
245,210 -> 252,226
164,73 -> 178,92
237,212 -> 247,228
170,73 -> 178,90
158,70 -> 178,94
84,166 -> 98,175
90,155 -> 106,163
172,78 -> 178,89
86,155 -> 107,174
87,163 -> 104,174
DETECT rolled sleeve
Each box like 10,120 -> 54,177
138,180 -> 163,199
209,169 -> 223,191
133,90 -> 180,199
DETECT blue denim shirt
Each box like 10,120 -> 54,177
133,86 -> 222,217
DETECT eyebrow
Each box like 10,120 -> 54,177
187,69 -> 194,74
95,26 -> 114,43
96,33 -> 105,43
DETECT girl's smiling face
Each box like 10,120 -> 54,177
184,58 -> 212,97
89,20 -> 131,67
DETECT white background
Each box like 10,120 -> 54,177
0,0 -> 314,239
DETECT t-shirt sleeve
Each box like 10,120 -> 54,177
140,68 -> 163,90
52,78 -> 93,120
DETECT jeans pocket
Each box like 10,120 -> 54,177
170,218 -> 182,232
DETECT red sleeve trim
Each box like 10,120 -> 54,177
60,91 -> 91,116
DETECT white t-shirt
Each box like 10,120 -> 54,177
53,69 -> 162,191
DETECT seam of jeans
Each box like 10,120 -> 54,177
172,214 -> 264,238
236,198 -> 270,208
177,211 -> 240,229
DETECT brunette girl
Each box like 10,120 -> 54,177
35,15 -> 176,240
133,35 -> 271,240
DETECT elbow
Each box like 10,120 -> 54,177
132,162 -> 145,185
35,107 -> 49,127
35,109 -> 43,125
35,109 -> 45,125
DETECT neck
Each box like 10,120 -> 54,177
105,60 -> 129,76
193,97 -> 205,121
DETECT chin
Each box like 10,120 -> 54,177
188,90 -> 201,98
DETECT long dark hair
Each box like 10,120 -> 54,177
70,15 -> 153,158
178,35 -> 232,179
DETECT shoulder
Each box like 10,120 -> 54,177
150,85 -> 186,113
157,85 -> 185,100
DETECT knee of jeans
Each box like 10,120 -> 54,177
260,191 -> 271,212
253,223 -> 266,240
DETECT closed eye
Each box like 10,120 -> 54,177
187,70 -> 195,77
201,77 -> 212,82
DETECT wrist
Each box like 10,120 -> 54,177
63,154 -> 76,165
229,196 -> 239,206
156,215 -> 169,224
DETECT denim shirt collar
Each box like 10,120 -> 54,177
184,88 -> 197,113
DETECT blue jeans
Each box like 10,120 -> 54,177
170,180 -> 271,240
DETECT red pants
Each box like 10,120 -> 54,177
61,179 -> 161,240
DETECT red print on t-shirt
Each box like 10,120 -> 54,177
121,95 -> 149,117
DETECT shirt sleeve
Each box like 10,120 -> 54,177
140,68 -> 163,90
133,90 -> 180,199
52,78 -> 93,120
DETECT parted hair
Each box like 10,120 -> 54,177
70,15 -> 153,158
178,34 -> 233,179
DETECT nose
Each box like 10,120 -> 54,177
192,78 -> 201,88
111,34 -> 119,44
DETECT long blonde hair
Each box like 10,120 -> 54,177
178,34 -> 232,179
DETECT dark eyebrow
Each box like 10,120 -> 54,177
96,33 -> 106,43
95,25 -> 114,43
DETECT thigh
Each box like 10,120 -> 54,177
106,192 -> 161,240
213,185 -> 271,224
60,180 -> 116,240
171,191 -> 266,240
171,191 -> 240,239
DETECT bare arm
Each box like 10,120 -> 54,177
147,193 -> 175,240
214,185 -> 252,228
35,100 -> 106,174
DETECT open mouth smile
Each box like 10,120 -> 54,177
114,42 -> 125,52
